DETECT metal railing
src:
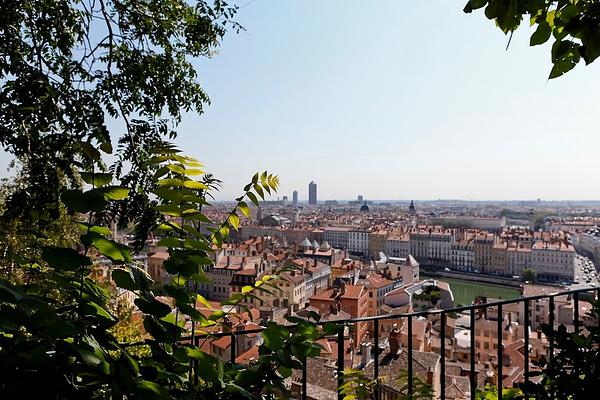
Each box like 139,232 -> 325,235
188,286 -> 600,400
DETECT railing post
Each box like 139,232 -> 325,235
470,308 -> 476,400
407,315 -> 413,399
193,335 -> 199,385
549,296 -> 554,363
230,331 -> 236,365
302,355 -> 307,400
337,324 -> 344,400
597,288 -> 600,329
497,304 -> 503,400
524,300 -> 529,386
374,320 -> 380,400
573,292 -> 580,331
440,312 -> 446,400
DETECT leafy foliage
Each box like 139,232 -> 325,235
519,300 -> 600,399
0,0 -> 240,242
476,384 -> 523,399
413,286 -> 442,304
464,0 -> 600,78
0,147 -> 335,399
520,268 -> 537,283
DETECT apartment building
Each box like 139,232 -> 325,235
309,284 -> 369,346
474,233 -> 494,272
488,242 -> 508,276
427,215 -> 506,230
530,241 -> 575,282
368,230 -> 388,257
450,240 -> 474,270
384,234 -> 411,258
323,226 -> 353,249
348,228 -> 370,255
409,229 -> 452,264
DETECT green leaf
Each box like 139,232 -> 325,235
89,225 -> 112,235
133,380 -> 169,400
185,168 -> 204,176
135,298 -> 172,317
166,164 -> 186,175
156,237 -> 181,247
42,246 -> 92,270
100,140 -> 113,154
238,201 -> 251,218
82,231 -> 129,262
99,186 -> 129,201
157,178 -> 183,187
79,172 -> 113,187
262,322 -> 289,351
153,204 -> 182,217
61,189 -> 107,213
111,268 -> 139,291
83,301 -> 115,322
154,187 -> 183,203
241,286 -> 253,294
183,180 -> 208,190
196,294 -> 213,309
246,191 -> 259,207
549,40 -> 581,79
530,20 -> 551,46
209,310 -> 225,321
80,142 -> 101,162
253,183 -> 264,199
228,213 -> 240,230
463,0 -> 487,13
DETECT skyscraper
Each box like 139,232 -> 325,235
292,190 -> 298,205
308,181 -> 317,205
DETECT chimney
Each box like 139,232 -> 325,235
360,341 -> 372,366
389,323 -> 401,355
329,303 -> 337,315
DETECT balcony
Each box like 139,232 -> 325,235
188,286 -> 599,400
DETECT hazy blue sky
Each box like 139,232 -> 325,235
3,1 -> 600,201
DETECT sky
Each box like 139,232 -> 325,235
3,1 -> 600,201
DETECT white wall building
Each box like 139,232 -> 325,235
530,242 -> 575,282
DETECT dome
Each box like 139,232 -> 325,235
300,238 -> 312,248
319,241 -> 331,251
311,240 -> 319,249
360,202 -> 369,212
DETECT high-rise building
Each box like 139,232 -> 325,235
357,195 -> 363,203
292,190 -> 298,205
308,181 -> 317,205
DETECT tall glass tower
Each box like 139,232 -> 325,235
308,181 -> 317,205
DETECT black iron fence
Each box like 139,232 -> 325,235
189,286 -> 600,400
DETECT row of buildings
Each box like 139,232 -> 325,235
229,224 -> 576,282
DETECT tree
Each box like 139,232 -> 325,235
0,2 -> 335,399
464,0 -> 600,79
520,267 -> 537,282
0,173 -> 79,283
0,0 -> 241,244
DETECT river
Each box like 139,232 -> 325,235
421,274 -> 522,306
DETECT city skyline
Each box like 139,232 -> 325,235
1,1 -> 600,201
